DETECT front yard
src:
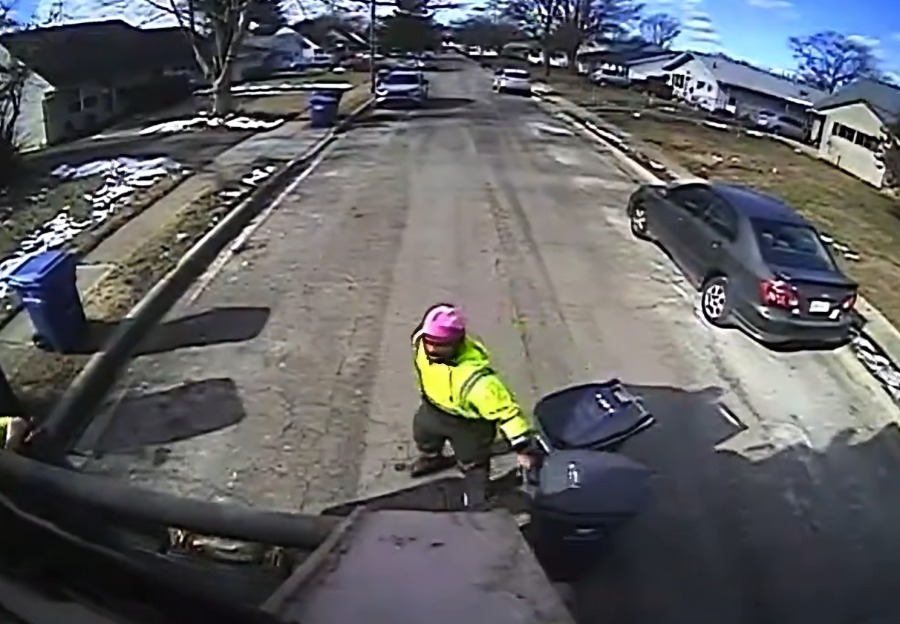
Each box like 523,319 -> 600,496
543,71 -> 900,328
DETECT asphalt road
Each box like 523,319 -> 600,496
79,58 -> 900,624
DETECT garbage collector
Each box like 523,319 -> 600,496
410,303 -> 538,507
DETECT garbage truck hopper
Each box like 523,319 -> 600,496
262,507 -> 576,624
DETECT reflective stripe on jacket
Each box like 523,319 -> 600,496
412,332 -> 532,446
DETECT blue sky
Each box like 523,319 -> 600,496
643,0 -> 900,79
15,0 -> 900,80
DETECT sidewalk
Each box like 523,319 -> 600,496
0,121 -> 329,365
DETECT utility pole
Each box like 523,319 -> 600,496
369,0 -> 377,92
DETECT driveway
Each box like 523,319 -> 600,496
77,58 -> 900,624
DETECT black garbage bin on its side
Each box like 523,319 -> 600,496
523,449 -> 653,583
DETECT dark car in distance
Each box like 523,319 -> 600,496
627,181 -> 857,347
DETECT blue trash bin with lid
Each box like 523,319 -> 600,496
5,250 -> 87,353
309,91 -> 340,128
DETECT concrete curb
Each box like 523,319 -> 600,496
28,97 -> 375,459
534,92 -> 900,406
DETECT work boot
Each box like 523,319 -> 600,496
409,453 -> 456,478
461,464 -> 490,510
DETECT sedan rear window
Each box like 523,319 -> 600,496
385,73 -> 419,85
751,218 -> 836,270
503,69 -> 530,79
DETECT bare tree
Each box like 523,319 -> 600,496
102,0 -> 261,115
0,0 -> 66,175
639,12 -> 679,48
503,0 -> 561,74
553,0 -> 643,71
788,31 -> 879,93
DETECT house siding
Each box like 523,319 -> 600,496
719,84 -> 810,120
815,102 -> 887,188
669,58 -> 719,111
628,57 -> 676,80
0,43 -> 52,151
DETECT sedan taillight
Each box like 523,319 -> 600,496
841,292 -> 857,310
759,279 -> 798,309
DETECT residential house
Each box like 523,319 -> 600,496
0,20 -> 194,150
575,39 -> 668,75
626,52 -> 681,80
291,18 -> 369,55
809,79 -> 900,188
234,26 -> 328,79
657,52 -> 827,119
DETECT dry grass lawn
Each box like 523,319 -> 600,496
604,111 -> 900,327
237,71 -> 370,120
547,71 -> 654,109
7,188 -> 234,417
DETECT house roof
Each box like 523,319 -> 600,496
577,39 -> 668,64
291,19 -> 367,49
0,20 -> 193,87
662,52 -> 828,106
812,78 -> 900,125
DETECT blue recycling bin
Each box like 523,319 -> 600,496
5,250 -> 87,353
308,91 -> 341,128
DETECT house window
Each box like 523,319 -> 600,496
728,96 -> 736,106
833,122 -> 856,142
82,95 -> 98,109
853,130 -> 880,151
68,99 -> 82,113
696,80 -> 706,89
672,74 -> 686,88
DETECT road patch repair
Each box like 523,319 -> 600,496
14,95 -> 374,457
530,91 -> 900,407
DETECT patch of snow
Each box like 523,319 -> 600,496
139,115 -> 284,135
0,156 -> 184,304
703,121 -> 731,131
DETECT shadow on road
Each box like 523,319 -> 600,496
316,381 -> 900,622
566,383 -> 900,624
70,306 -> 271,356
423,97 -> 475,111
90,377 -> 246,454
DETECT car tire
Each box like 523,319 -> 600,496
628,201 -> 651,240
700,276 -> 732,327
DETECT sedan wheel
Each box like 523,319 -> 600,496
629,202 -> 650,240
700,276 -> 731,327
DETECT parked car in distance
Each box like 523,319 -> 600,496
626,181 -> 857,348
754,111 -> 807,141
590,67 -> 632,87
493,68 -> 532,95
374,70 -> 429,107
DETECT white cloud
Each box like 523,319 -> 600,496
746,0 -> 793,8
847,34 -> 880,49
892,32 -> 900,43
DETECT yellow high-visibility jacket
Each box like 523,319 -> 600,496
412,331 -> 532,448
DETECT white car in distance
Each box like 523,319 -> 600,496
493,68 -> 532,95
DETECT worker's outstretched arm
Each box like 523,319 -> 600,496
464,374 -> 533,451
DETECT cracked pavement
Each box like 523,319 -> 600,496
77,58 -> 900,624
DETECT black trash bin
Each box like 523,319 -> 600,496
536,379 -> 655,452
0,363 -> 22,416
524,449 -> 653,582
